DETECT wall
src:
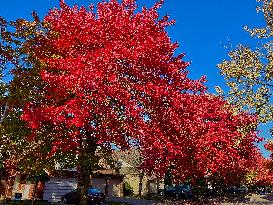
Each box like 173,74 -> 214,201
9,175 -> 34,200
123,174 -> 164,196
92,177 -> 122,197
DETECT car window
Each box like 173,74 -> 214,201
88,188 -> 102,194
165,186 -> 176,191
177,185 -> 191,190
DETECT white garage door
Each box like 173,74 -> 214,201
43,177 -> 77,203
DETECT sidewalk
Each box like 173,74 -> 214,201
107,194 -> 273,205
107,197 -> 156,205
107,197 -> 195,205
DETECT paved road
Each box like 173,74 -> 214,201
108,193 -> 273,205
107,197 -> 156,205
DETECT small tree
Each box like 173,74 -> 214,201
123,181 -> 134,197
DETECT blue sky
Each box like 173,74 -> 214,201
0,0 -> 270,155
0,0 -> 263,91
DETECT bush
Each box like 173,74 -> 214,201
123,181 -> 134,196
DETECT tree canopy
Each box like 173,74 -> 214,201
218,0 -> 273,186
0,0 -> 263,191
218,0 -> 273,125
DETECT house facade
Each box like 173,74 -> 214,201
0,174 -> 37,200
0,150 -> 164,202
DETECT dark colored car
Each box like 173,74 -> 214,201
252,186 -> 271,195
159,184 -> 193,199
61,188 -> 105,205
237,185 -> 248,195
227,185 -> 248,196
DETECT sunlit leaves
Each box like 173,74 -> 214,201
0,0 -> 262,187
218,1 -> 273,124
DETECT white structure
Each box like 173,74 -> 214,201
43,177 -> 77,203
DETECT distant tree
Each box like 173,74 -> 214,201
245,142 -> 273,188
140,94 -> 262,186
0,13 -> 73,191
218,0 -> 273,188
218,0 -> 273,126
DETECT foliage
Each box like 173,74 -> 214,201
20,0 -> 261,185
123,181 -> 134,196
218,0 -> 273,126
0,12 -> 60,181
253,141 -> 273,186
141,94 -> 262,185
27,170 -> 49,183
217,0 -> 273,188
0,0 -> 262,194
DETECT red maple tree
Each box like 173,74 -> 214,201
140,94 -> 262,185
253,142 -> 273,187
16,0 -> 261,187
21,0 -> 205,156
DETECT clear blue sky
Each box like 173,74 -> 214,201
0,0 -> 270,155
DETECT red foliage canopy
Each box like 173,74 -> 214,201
20,0 -> 261,183
141,94 -> 261,183
253,142 -> 273,186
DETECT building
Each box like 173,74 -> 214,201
0,149 -> 164,202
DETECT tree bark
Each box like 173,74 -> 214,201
78,136 -> 98,205
1,179 -> 8,204
138,172 -> 144,197
0,102 -> 9,123
31,181 -> 38,205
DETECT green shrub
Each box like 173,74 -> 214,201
123,181 -> 134,196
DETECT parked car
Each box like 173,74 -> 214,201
227,185 -> 248,196
252,186 -> 272,195
61,188 -> 105,205
237,185 -> 248,194
158,184 -> 193,199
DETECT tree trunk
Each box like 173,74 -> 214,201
80,173 -> 89,205
78,136 -> 98,205
1,179 -> 8,204
138,172 -> 144,197
79,156 -> 93,205
31,181 -> 38,205
0,102 -> 9,123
